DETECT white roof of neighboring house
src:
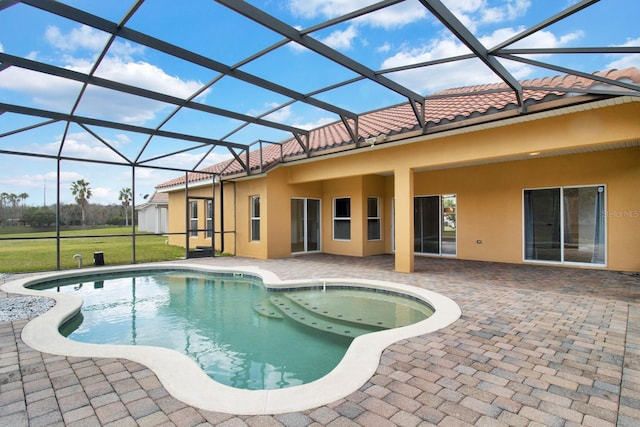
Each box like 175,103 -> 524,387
135,191 -> 169,210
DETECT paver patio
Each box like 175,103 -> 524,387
1,254 -> 639,426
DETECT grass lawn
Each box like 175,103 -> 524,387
0,227 -> 186,273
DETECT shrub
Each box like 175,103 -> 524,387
21,207 -> 56,227
106,215 -> 125,226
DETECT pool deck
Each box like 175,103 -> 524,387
2,254 -> 640,426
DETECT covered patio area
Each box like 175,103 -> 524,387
2,255 -> 639,426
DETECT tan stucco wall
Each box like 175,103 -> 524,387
363,175 -> 387,256
270,170 -> 324,258
163,100 -> 640,271
411,147 -> 640,271
234,179 -> 267,259
235,168 -> 326,259
166,182 -> 236,254
166,192 -> 186,248
322,176 -> 364,256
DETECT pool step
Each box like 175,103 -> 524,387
252,298 -> 283,319
269,295 -> 379,338
282,292 -> 401,329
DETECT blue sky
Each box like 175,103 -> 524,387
0,0 -> 638,206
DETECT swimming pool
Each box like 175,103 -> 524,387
2,263 -> 461,414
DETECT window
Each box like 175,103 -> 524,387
189,201 -> 198,237
333,197 -> 351,240
250,196 -> 260,241
367,197 -> 381,240
414,194 -> 456,255
524,185 -> 605,265
442,194 -> 457,255
206,200 -> 213,238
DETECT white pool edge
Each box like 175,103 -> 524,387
1,263 -> 461,415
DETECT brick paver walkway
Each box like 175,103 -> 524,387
2,254 -> 639,426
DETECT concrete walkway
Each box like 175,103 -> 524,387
1,254 -> 639,426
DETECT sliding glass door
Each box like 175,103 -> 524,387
291,198 -> 320,253
524,186 -> 605,265
524,188 -> 561,261
414,196 -> 440,254
414,195 -> 457,255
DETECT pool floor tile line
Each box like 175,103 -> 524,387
1,254 -> 640,426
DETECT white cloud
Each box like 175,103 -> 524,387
0,67 -> 83,111
0,25 -> 205,126
381,37 -> 501,92
44,23 -> 144,60
479,0 -> 530,24
321,25 -> 358,50
145,151 -> 230,170
91,186 -> 117,203
441,0 -> 485,32
90,57 -> 203,99
107,40 -> 146,61
45,25 -> 111,53
262,104 -> 294,122
442,0 -> 531,32
382,37 -> 472,71
292,116 -> 335,130
253,103 -> 334,130
0,169 -> 85,205
480,26 -> 584,50
354,2 -> 427,30
380,23 -> 587,93
606,37 -> 640,70
0,41 -> 3,52
288,0 -> 426,30
36,132 -> 127,162
377,43 -> 392,54
289,0 -> 378,19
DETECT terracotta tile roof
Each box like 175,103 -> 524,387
157,67 -> 640,189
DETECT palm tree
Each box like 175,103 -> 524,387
0,192 -> 7,224
8,193 -> 19,208
19,192 -> 28,211
71,179 -> 92,226
118,187 -> 133,226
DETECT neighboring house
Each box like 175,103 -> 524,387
135,191 -> 168,234
157,68 -> 640,273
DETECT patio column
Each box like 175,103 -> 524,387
394,167 -> 414,273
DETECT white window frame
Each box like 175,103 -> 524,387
522,184 -> 606,266
206,200 -> 213,238
189,201 -> 198,238
250,195 -> 260,242
413,194 -> 457,256
333,197 -> 351,241
367,197 -> 381,241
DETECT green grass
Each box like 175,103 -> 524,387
0,227 -> 186,273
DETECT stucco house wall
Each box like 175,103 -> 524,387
159,94 -> 640,272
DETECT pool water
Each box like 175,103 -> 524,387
38,270 -> 433,390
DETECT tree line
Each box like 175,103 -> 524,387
1,180 -> 136,228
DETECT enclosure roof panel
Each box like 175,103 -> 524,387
1,0 -> 639,198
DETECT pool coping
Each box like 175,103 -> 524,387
1,263 -> 461,415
